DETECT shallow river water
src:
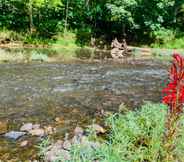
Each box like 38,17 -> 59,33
0,58 -> 169,161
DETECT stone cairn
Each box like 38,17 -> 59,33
111,38 -> 131,59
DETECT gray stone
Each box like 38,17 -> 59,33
20,140 -> 28,147
45,140 -> 71,162
20,123 -> 33,132
4,131 -> 26,140
29,128 -> 45,136
45,149 -> 70,162
32,124 -> 40,129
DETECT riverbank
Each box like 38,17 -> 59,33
38,102 -> 184,162
0,44 -> 183,64
1,30 -> 184,63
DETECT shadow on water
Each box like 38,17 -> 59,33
0,47 -> 169,160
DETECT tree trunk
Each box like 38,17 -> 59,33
64,0 -> 69,32
28,0 -> 34,33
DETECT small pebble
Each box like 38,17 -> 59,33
20,140 -> 28,147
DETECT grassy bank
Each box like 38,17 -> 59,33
151,37 -> 184,49
1,29 -> 184,49
39,103 -> 184,162
0,30 -> 88,61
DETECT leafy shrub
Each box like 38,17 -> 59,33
0,28 -> 24,41
151,28 -> 175,45
75,28 -> 92,47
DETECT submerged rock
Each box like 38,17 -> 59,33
29,128 -> 45,136
0,121 -> 8,134
4,131 -> 26,140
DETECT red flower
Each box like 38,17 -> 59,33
162,53 -> 184,114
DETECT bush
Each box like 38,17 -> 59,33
151,28 -> 175,45
75,28 -> 92,47
0,28 -> 24,41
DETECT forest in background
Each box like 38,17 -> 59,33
0,0 -> 184,48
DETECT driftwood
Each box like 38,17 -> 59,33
111,38 -> 131,59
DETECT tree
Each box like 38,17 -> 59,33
105,0 -> 138,38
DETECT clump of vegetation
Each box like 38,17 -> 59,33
151,31 -> 184,49
162,53 -> 184,161
68,102 -> 184,162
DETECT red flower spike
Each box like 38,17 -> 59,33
162,53 -> 184,114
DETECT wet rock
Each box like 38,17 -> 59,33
74,126 -> 84,136
45,140 -> 71,162
20,123 -> 33,132
45,149 -> 70,162
20,140 -> 28,147
32,124 -> 40,129
87,124 -> 106,134
4,131 -> 26,140
29,128 -> 45,136
55,117 -> 64,124
0,121 -> 8,134
44,125 -> 55,135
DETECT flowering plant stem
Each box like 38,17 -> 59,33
162,53 -> 184,161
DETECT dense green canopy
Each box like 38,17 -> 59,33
0,0 -> 184,44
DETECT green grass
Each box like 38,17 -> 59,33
0,28 -> 52,45
65,103 -> 184,162
151,37 -> 184,49
50,32 -> 79,59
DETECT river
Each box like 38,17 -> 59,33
0,56 -> 169,160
